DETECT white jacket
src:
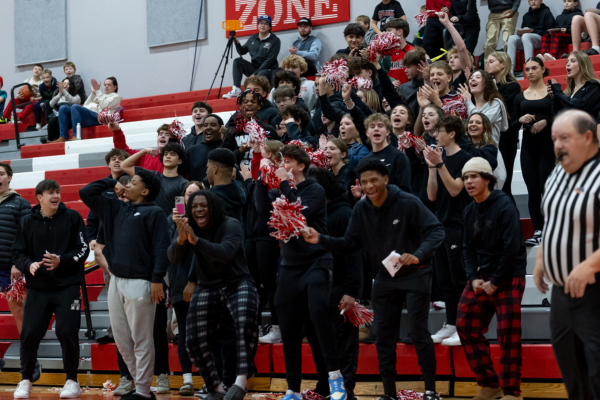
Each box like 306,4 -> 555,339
84,90 -> 122,114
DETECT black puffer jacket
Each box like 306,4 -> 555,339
0,190 -> 31,271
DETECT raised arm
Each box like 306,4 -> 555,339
438,12 -> 472,71
79,178 -> 121,221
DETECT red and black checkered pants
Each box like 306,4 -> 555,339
456,276 -> 525,397
540,32 -> 572,59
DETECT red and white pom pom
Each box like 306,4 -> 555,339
414,10 -> 439,28
3,276 -> 26,303
309,149 -> 329,168
368,32 -> 403,62
301,390 -> 324,400
259,164 -> 296,190
102,380 -> 116,392
320,59 -> 349,91
347,77 -> 373,91
268,196 -> 307,243
97,107 -> 123,125
246,120 -> 267,146
344,302 -> 374,327
397,390 -> 440,399
288,139 -> 313,152
169,118 -> 187,147
442,94 -> 468,119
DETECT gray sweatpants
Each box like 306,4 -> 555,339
507,33 -> 542,72
108,276 -> 157,396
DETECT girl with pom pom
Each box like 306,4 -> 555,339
255,144 -> 347,400
302,158 -> 445,400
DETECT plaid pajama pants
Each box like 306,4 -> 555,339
540,32 -> 572,59
186,280 -> 260,392
456,276 -> 525,397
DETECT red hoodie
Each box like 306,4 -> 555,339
426,0 -> 451,11
112,129 -> 164,173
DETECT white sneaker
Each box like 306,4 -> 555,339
35,124 -> 42,129
431,323 -> 456,344
441,331 -> 462,346
156,373 -> 171,394
114,376 -> 135,395
432,301 -> 446,310
60,380 -> 81,398
222,86 -> 242,99
525,230 -> 542,247
259,325 -> 282,344
14,380 -> 32,399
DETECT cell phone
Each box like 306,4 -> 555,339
175,197 -> 185,215
548,80 -> 552,86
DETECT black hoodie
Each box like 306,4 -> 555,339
256,178 -> 331,266
555,8 -> 583,35
463,190 -> 527,286
521,3 -> 556,36
168,216 -> 253,289
79,178 -> 170,283
319,185 -> 445,280
244,178 -> 278,241
326,191 -> 363,299
312,93 -> 348,133
211,182 -> 247,224
365,145 -> 412,193
167,217 -> 194,304
12,203 -> 89,290
187,139 -> 223,182
224,114 -> 277,165
256,99 -> 279,126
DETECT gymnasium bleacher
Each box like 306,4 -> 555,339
0,52 -> 592,397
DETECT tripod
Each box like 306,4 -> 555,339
206,31 -> 237,101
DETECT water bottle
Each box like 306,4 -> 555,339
76,123 -> 81,140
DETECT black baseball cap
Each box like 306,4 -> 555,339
297,18 -> 312,26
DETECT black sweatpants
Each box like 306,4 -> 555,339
116,296 -> 170,378
210,310 -> 238,387
20,285 -> 81,381
520,136 -> 555,231
308,286 -> 360,399
551,282 -> 600,400
245,239 -> 280,325
434,226 -> 468,326
275,256 -> 340,392
443,23 -> 481,55
232,58 -> 275,88
423,18 -> 447,59
499,128 -> 519,202
173,300 -> 193,374
372,272 -> 437,394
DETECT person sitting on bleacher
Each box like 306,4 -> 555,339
548,51 -> 600,119
223,15 -> 281,99
183,101 -> 213,149
2,64 -> 43,123
506,0 -> 556,73
570,1 -> 600,55
539,0 -> 583,60
108,121 -> 177,174
288,18 -> 322,77
458,157 -> 527,400
336,23 -> 366,55
268,70 -> 309,112
54,77 -> 122,143
42,79 -> 82,144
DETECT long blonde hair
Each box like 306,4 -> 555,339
565,51 -> 600,96
358,89 -> 381,112
488,51 -> 517,85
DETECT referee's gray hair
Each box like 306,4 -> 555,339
556,110 -> 598,144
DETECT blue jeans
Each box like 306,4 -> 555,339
33,100 -> 51,124
58,104 -> 100,139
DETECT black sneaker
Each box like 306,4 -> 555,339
525,230 -> 542,247
96,335 -> 115,344
0,359 -> 5,371
423,391 -> 440,400
32,361 -> 41,383
40,137 -> 48,144
127,393 -> 156,400
195,384 -> 208,398
121,389 -> 137,399
585,48 -> 599,56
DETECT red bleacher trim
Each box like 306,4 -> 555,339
0,299 -> 8,312
46,166 -> 108,186
19,183 -> 86,205
452,345 -> 561,379
0,315 -> 55,340
65,200 -> 90,219
20,143 -> 65,159
85,269 -> 105,285
0,342 -> 10,359
520,218 -> 534,241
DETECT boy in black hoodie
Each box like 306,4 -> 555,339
79,170 -> 169,400
506,0 -> 556,72
12,179 -> 90,399
539,0 -> 582,60
278,105 -> 316,148
457,158 -> 527,400
255,145 -> 347,400
207,148 -> 247,225
188,114 -> 225,182
302,159 -> 445,400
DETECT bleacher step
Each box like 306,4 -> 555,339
1,356 -> 91,371
44,328 -> 109,341
5,341 -> 96,358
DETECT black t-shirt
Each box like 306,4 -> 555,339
435,149 -> 472,228
449,71 -> 468,91
373,0 -> 405,30
136,167 -> 188,216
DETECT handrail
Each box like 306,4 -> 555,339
81,263 -> 101,340
9,83 -> 33,149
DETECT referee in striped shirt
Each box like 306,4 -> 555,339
533,110 -> 600,400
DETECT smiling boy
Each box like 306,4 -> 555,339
183,101 -> 213,149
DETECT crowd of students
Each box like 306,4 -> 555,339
3,1 -> 600,400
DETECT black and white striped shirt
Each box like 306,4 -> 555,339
541,152 -> 600,286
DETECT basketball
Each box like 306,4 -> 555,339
18,86 -> 32,100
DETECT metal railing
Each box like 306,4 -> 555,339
9,83 -> 33,149
82,263 -> 101,340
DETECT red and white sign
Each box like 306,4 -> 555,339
225,0 -> 351,37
